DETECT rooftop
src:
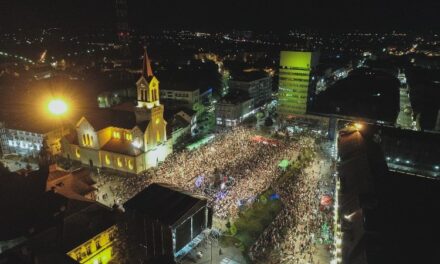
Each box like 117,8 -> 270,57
337,125 -> 440,264
161,80 -> 198,92
123,183 -> 207,226
230,70 -> 269,82
220,90 -> 252,105
82,108 -> 138,131
101,137 -> 143,156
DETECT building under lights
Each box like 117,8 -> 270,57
337,125 -> 440,264
61,50 -> 172,174
0,120 -> 70,157
229,70 -> 272,108
0,146 -> 117,264
215,90 -> 255,127
278,51 -> 319,117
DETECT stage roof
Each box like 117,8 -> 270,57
123,183 -> 207,227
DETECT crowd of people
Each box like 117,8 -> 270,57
105,127 -> 301,219
249,146 -> 335,264
97,125 -> 335,263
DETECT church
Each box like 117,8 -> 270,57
61,50 -> 172,174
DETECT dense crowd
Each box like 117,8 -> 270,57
250,148 -> 334,264
97,125 -> 334,263
106,127 -> 300,219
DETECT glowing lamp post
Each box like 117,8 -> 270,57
354,122 -> 363,131
48,99 -> 68,116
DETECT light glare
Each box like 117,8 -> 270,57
48,99 -> 67,115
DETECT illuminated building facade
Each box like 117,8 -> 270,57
0,121 -> 70,157
215,90 -> 255,127
61,51 -> 172,174
278,51 -> 319,117
229,70 -> 272,107
67,225 -> 117,264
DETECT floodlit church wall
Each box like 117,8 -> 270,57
144,142 -> 171,169
131,127 -> 144,150
79,147 -> 101,167
135,154 -> 145,173
97,127 -> 112,148
77,119 -> 99,149
100,150 -> 136,173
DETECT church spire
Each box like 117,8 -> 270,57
143,47 -> 153,78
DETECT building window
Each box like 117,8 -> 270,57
117,157 -> 123,167
113,131 -> 121,139
86,244 -> 91,255
75,148 -> 80,158
82,134 -> 93,146
125,133 -> 132,141
105,155 -> 111,165
127,159 -> 133,170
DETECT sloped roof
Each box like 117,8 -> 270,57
82,108 -> 137,131
142,48 -> 154,78
123,183 -> 207,226
62,202 -> 115,251
101,138 -> 142,156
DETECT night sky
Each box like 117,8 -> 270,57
0,0 -> 439,31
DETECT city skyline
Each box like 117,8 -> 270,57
1,1 -> 440,264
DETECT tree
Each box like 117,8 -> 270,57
230,223 -> 238,236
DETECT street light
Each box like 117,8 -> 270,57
48,99 -> 68,116
354,122 -> 363,130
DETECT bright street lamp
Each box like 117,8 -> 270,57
354,122 -> 363,130
48,99 -> 68,116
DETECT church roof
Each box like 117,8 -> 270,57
83,108 -> 137,131
101,138 -> 142,157
143,48 -> 154,78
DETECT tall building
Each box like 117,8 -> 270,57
61,50 -> 172,174
277,51 -> 319,117
229,71 -> 272,107
337,124 -> 440,264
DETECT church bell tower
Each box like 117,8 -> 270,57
134,49 -> 167,148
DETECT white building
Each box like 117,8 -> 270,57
0,121 -> 69,158
229,71 -> 272,107
160,83 -> 200,109
215,90 -> 255,127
